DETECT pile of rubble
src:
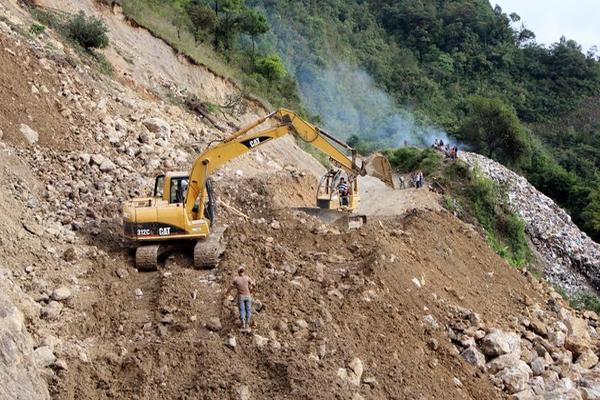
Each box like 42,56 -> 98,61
460,151 -> 600,293
447,284 -> 600,399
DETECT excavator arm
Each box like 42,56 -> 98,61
184,108 -> 392,218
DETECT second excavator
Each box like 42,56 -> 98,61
122,108 -> 395,270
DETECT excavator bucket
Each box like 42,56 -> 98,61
363,153 -> 395,189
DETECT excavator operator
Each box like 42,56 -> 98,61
337,177 -> 350,206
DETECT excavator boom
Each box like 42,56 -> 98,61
123,108 -> 396,270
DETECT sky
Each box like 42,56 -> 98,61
492,0 -> 600,52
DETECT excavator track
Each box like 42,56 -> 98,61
194,227 -> 227,269
135,244 -> 161,272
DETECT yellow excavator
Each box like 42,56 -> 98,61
122,108 -> 394,270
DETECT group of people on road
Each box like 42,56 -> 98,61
411,170 -> 424,188
432,139 -> 459,160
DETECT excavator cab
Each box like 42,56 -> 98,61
316,169 -> 359,211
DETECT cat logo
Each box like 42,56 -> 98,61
158,227 -> 171,236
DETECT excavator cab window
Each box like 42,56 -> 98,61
169,177 -> 189,204
153,175 -> 165,198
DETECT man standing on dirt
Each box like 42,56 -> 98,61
225,266 -> 255,331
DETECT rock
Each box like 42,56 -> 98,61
143,118 -> 171,139
0,128 -> 3,140
252,334 -> 268,348
99,159 -> 116,172
139,131 -> 153,144
352,394 -> 365,400
62,247 -> 78,262
530,357 -> 546,376
549,330 -> 566,348
347,357 -> 363,386
19,124 -> 39,144
33,346 -> 56,368
91,154 -> 105,165
41,301 -> 63,321
481,329 -> 521,356
0,290 -> 50,399
580,387 -> 600,400
496,361 -> 532,394
134,288 -> 143,297
460,346 -> 486,369
294,319 -> 308,331
337,368 -> 348,381
565,335 -> 591,357
488,352 -> 521,374
235,385 -> 251,400
576,349 -> 599,369
422,314 -> 439,330
566,317 -> 592,341
51,286 -> 72,301
530,318 -> 548,336
206,317 -> 222,332
509,389 -> 536,400
54,359 -> 68,370
226,336 -> 237,349
116,268 -> 129,279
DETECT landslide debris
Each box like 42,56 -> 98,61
0,2 -> 599,400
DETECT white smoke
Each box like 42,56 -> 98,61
295,61 -> 455,148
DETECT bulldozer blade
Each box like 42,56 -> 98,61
363,153 -> 395,189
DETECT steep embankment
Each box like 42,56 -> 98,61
0,1 -> 599,400
460,151 -> 600,294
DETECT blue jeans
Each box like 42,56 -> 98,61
238,296 -> 252,325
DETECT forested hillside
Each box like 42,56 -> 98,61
120,0 -> 600,241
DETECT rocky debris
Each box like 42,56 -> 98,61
448,301 -> 600,399
460,151 -> 600,292
18,124 -> 39,145
0,290 -> 49,400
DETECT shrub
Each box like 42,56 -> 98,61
254,55 -> 286,81
384,147 -> 441,174
66,11 -> 109,50
571,291 -> 600,314
30,23 -> 46,36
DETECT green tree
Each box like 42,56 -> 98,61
241,8 -> 269,56
186,1 -> 216,43
461,97 -> 530,166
